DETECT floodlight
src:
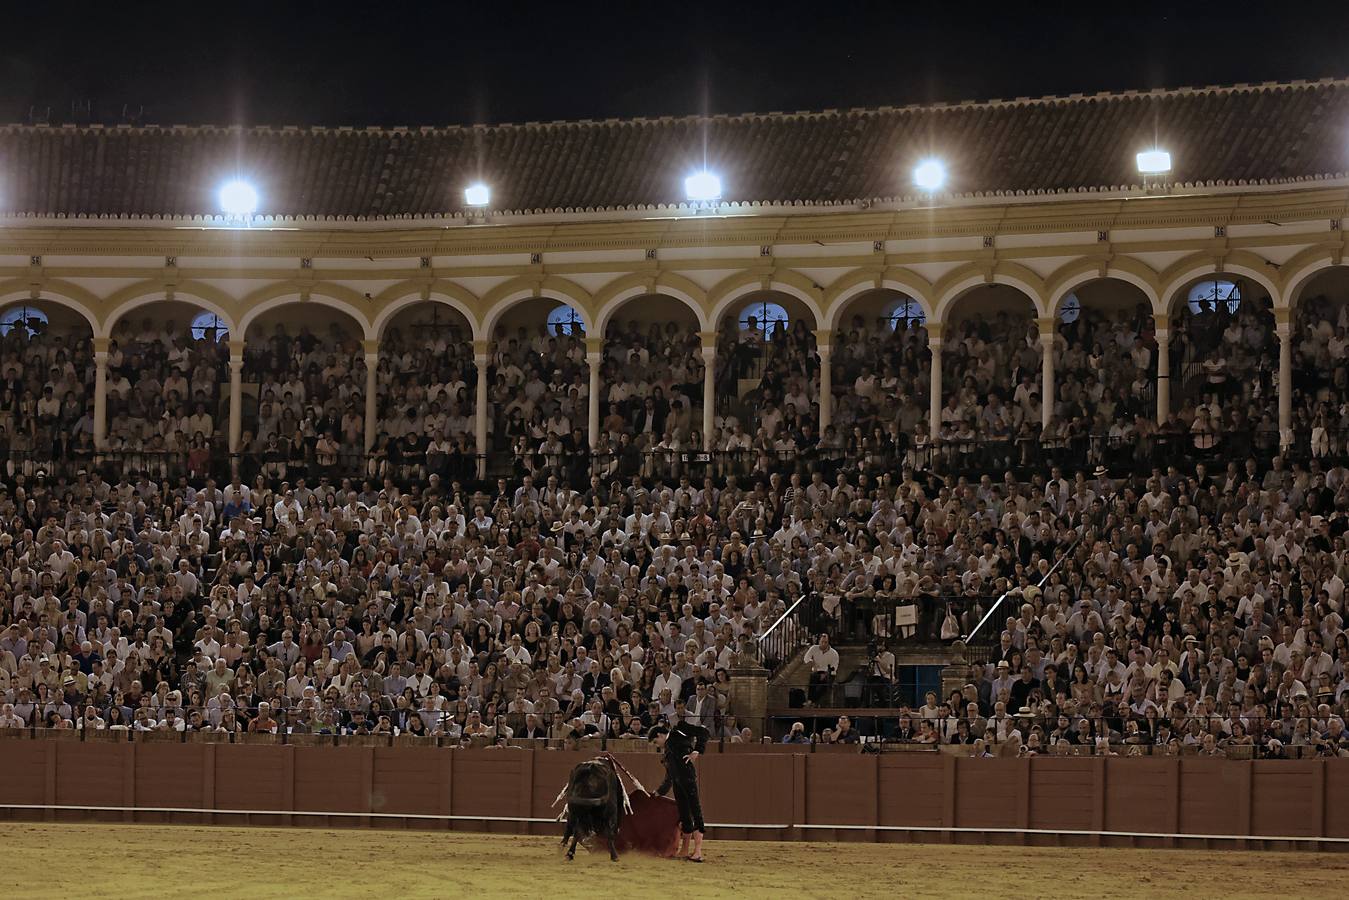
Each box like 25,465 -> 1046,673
684,171 -> 722,202
1136,149 -> 1172,175
464,183 -> 491,207
913,158 -> 947,192
218,180 -> 259,216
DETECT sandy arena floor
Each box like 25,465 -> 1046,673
0,823 -> 1344,898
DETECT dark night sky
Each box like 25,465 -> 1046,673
5,1 -> 1348,127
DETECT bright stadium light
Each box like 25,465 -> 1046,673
217,179 -> 259,217
912,158 -> 947,192
684,170 -> 722,202
464,183 -> 491,207
1136,149 -> 1172,175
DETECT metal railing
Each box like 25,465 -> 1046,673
844,595 -> 991,646
757,594 -> 824,678
963,544 -> 1078,646
18,422 -> 1346,496
9,706 -> 1344,760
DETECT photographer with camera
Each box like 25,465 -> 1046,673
864,639 -> 896,707
802,633 -> 838,707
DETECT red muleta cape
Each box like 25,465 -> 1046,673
615,790 -> 681,857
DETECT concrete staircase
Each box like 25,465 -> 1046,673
767,645 -> 870,707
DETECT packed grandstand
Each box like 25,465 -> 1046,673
0,79 -> 1347,760
0,290 -> 1345,758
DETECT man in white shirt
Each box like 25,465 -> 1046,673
652,659 -> 682,702
46,541 -> 75,580
273,490 -> 303,526
503,634 -> 532,668
802,633 -> 840,705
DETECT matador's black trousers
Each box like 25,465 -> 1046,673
669,763 -> 705,833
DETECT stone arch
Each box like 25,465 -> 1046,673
100,280 -> 241,339
480,276 -> 594,339
1281,248 -> 1348,311
707,269 -> 825,329
0,279 -> 101,335
592,273 -> 710,334
1044,258 -> 1161,317
237,282 -> 375,340
1158,252 -> 1283,314
370,280 -> 482,340
823,267 -> 936,332
932,263 -> 1047,322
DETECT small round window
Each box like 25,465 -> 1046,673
1187,280 -> 1241,315
0,305 -> 48,337
739,300 -> 789,337
191,311 -> 229,342
884,297 -> 927,330
547,303 -> 586,336
1059,293 -> 1081,325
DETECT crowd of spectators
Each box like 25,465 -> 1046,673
791,452 -> 1349,757
0,320 -> 95,477
593,320 -> 704,479
0,461 -> 772,743
716,316 -> 819,467
0,298 -> 1344,757
102,317 -> 230,476
1295,292 -> 1349,459
369,324 -> 478,484
242,321 -> 367,480
2,290 -> 1336,489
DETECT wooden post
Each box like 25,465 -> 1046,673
1018,757 -> 1032,836
519,749 -> 536,836
361,747 -> 375,829
943,754 -> 957,839
123,742 -> 136,823
1313,758 -> 1327,851
791,754 -> 807,841
282,745 -> 295,828
44,741 -> 57,822
869,753 -> 880,841
1169,758 -> 1182,848
202,743 -> 216,827
1237,762 -> 1253,849
443,749 -> 455,832
1092,756 -> 1105,847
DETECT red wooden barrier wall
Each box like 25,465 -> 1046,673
1,738 -> 1346,850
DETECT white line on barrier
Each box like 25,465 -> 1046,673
793,823 -> 1347,843
2,804 -> 1340,842
0,803 -> 791,830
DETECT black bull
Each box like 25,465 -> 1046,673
560,759 -> 624,861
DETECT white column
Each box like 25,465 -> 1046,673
700,340 -> 716,451
362,339 -> 379,451
474,340 -> 489,478
585,337 -> 603,449
815,329 -> 833,434
926,322 -> 944,443
1037,317 -> 1055,430
93,337 -> 109,449
227,339 -> 244,454
1277,319 -> 1292,443
1155,319 -> 1171,422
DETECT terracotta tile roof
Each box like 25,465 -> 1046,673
2,79 -> 1348,221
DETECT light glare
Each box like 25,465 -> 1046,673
684,171 -> 722,202
1136,149 -> 1172,174
464,183 -> 491,207
913,158 -> 947,192
217,180 -> 259,216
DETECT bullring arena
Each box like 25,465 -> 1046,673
2,70 -> 1349,899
